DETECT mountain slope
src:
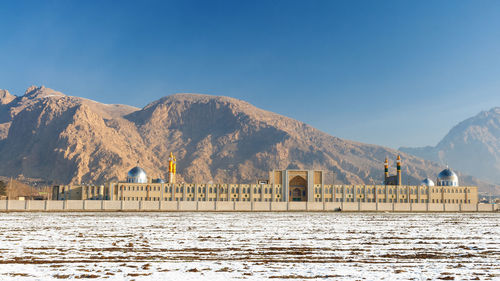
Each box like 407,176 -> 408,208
0,86 -> 494,194
0,86 -> 142,184
400,107 -> 500,186
126,93 -> 439,185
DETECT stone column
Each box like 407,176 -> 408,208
108,183 -> 113,200
307,170 -> 314,202
283,171 -> 289,202
99,186 -> 104,200
321,173 -> 325,203
271,183 -> 275,202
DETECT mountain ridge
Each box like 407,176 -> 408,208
0,86 -> 496,194
400,107 -> 500,190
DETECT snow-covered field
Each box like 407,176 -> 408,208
0,212 -> 498,280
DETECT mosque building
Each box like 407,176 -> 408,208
52,154 -> 478,205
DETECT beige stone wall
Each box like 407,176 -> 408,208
113,182 -> 283,202
271,171 -> 282,185
428,186 -> 477,204
54,185 -> 109,200
314,171 -> 322,185
53,182 -> 479,208
0,200 -> 496,212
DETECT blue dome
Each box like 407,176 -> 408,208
437,168 -> 458,186
127,166 -> 147,183
421,178 -> 435,186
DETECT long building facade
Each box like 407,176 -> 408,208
52,180 -> 478,205
52,155 -> 478,205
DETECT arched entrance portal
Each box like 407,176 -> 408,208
289,175 -> 307,201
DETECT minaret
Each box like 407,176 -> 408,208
396,155 -> 402,186
168,152 -> 176,184
384,157 -> 389,184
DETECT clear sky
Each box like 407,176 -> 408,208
0,0 -> 499,148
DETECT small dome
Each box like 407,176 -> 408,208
437,168 -> 458,186
127,166 -> 147,183
421,178 -> 435,186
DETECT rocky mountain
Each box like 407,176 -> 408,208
400,107 -> 500,190
0,86 -> 495,194
0,89 -> 16,105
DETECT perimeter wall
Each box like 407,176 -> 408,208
0,200 -> 497,212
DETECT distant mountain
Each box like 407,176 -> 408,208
401,107 -> 500,193
0,89 -> 15,105
0,86 -> 495,194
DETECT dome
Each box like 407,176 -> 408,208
437,168 -> 458,186
127,166 -> 147,183
420,178 -> 435,186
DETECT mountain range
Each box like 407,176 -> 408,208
400,107 -> 500,192
0,86 -> 497,194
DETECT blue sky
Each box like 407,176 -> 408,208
0,0 -> 499,148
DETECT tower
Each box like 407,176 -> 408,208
384,157 -> 389,183
384,155 -> 403,186
396,155 -> 402,186
168,152 -> 176,184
